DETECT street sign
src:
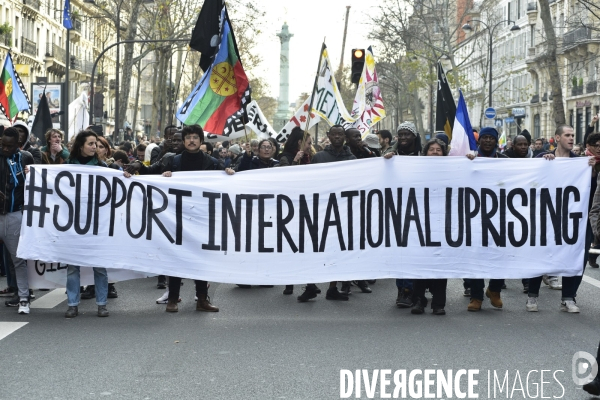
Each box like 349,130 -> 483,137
484,107 -> 496,119
512,107 -> 526,117
495,119 -> 503,127
505,117 -> 515,123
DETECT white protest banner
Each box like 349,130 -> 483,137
245,100 -> 277,139
18,159 -> 590,284
27,260 -> 156,289
274,95 -> 320,143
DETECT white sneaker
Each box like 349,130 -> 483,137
156,290 -> 181,304
526,297 -> 538,312
18,301 -> 30,315
542,275 -> 550,285
548,277 -> 562,290
560,300 -> 580,313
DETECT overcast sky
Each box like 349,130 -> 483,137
250,1 -> 375,104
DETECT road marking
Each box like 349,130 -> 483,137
0,322 -> 27,340
583,274 -> 600,289
30,288 -> 66,309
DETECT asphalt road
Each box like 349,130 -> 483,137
1,268 -> 600,400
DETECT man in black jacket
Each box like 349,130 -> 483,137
126,125 -> 232,313
150,125 -> 178,164
0,128 -> 34,315
13,121 -> 42,164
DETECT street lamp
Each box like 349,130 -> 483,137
462,19 -> 521,107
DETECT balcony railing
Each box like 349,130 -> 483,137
70,57 -> 81,70
22,0 -> 40,11
564,27 -> 591,47
530,94 -> 540,103
2,33 -> 10,47
541,92 -> 548,102
21,37 -> 37,56
572,86 -> 584,96
587,81 -> 598,94
82,60 -> 94,74
45,43 -> 66,61
527,2 -> 537,11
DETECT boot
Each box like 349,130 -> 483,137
283,285 -> 294,295
485,288 -> 503,308
166,299 -> 178,312
396,289 -> 414,308
81,285 -> 95,300
65,306 -> 78,318
297,285 -> 318,302
325,287 -> 349,301
196,293 -> 219,312
467,298 -> 482,311
97,305 -> 109,317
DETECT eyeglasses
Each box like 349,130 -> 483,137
260,145 -> 273,150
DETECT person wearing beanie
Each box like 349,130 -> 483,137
465,126 -> 507,312
383,121 -> 421,308
434,131 -> 449,147
228,144 -> 243,169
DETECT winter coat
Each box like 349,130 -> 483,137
311,145 -> 356,164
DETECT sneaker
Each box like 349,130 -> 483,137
325,287 -> 349,301
411,303 -> 425,314
0,287 -> 16,297
548,277 -> 562,290
5,294 -> 19,307
432,308 -> 446,315
560,300 -> 580,313
355,280 -> 372,293
18,301 -> 30,315
297,286 -> 318,302
467,298 -> 482,311
107,285 -> 118,299
485,288 -> 503,308
97,305 -> 109,317
396,289 -> 414,308
526,297 -> 538,312
463,288 -> 471,297
156,290 -> 181,304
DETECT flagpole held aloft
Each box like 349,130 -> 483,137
295,41 -> 326,165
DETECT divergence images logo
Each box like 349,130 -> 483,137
572,351 -> 598,385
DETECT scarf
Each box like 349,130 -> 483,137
585,148 -> 600,162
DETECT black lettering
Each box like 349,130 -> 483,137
540,188 -> 562,246
74,174 -> 93,235
147,185 -> 174,243
92,176 -> 111,235
465,187 -> 480,246
169,189 -> 192,245
360,190 -> 366,249
25,167 -> 52,228
202,192 -> 221,251
240,194 -> 258,252
53,171 -> 74,232
222,194 -> 242,252
109,177 -> 127,237
401,188 -> 425,247
367,189 -> 384,248
277,195 -> 298,253
562,186 -> 582,245
299,194 -> 319,253
341,191 -> 359,250
319,193 -> 346,252
481,188 -> 505,247
507,189 -> 528,247
424,188 -> 441,247
126,182 -> 147,239
530,188 -> 536,246
384,188 -> 402,247
258,194 -> 274,253
445,188 -> 464,247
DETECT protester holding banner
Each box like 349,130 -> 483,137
62,129 -> 110,318
150,125 -> 178,164
0,127 -> 34,315
528,125 -> 596,313
312,125 -> 356,301
40,128 -> 70,165
411,138 -> 449,316
235,139 -> 279,171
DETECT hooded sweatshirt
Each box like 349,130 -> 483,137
13,121 -> 43,164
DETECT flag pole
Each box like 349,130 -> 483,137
295,41 -> 326,165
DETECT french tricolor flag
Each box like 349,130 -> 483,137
448,90 -> 477,156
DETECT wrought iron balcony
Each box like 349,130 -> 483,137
527,2 -> 537,11
530,94 -> 539,103
587,81 -> 597,94
73,19 -> 82,33
564,27 -> 591,47
46,42 -> 66,61
2,34 -> 10,47
571,86 -> 584,96
22,0 -> 40,11
21,37 -> 37,56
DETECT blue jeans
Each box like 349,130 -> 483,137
395,279 -> 413,291
66,266 -> 108,306
470,279 -> 504,301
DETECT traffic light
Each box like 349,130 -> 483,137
351,48 -> 365,84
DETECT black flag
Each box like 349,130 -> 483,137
189,0 -> 225,72
435,62 -> 456,140
31,92 -> 53,146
